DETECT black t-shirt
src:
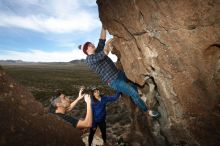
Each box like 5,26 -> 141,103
56,113 -> 79,128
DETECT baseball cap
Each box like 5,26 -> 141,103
82,42 -> 92,55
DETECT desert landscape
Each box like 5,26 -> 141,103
2,61 -> 131,145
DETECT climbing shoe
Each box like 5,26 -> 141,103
148,110 -> 160,118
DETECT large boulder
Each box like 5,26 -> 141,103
97,0 -> 220,145
0,66 -> 84,146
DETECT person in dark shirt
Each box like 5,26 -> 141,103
82,26 -> 160,118
88,87 -> 121,146
51,88 -> 92,128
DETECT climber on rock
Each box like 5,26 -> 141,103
50,87 -> 92,128
81,25 -> 160,118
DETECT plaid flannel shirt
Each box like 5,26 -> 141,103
86,39 -> 119,83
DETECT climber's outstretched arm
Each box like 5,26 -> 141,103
100,26 -> 106,40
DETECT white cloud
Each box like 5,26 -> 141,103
0,0 -> 100,33
0,49 -> 86,62
0,13 -> 100,33
0,49 -> 118,62
108,52 -> 118,62
0,0 -> 114,63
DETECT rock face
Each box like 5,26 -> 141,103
0,67 -> 84,146
97,0 -> 220,145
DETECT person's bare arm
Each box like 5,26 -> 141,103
104,38 -> 113,55
67,88 -> 84,112
76,94 -> 92,128
100,26 -> 106,40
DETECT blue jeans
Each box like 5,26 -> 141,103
109,71 -> 148,112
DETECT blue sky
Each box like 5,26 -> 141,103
0,0 -> 116,62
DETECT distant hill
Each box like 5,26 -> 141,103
69,59 -> 86,64
0,59 -> 86,65
0,60 -> 28,65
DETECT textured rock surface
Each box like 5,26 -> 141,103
0,67 -> 84,146
98,0 -> 220,145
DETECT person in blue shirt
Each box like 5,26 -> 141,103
88,87 -> 121,146
82,26 -> 160,118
